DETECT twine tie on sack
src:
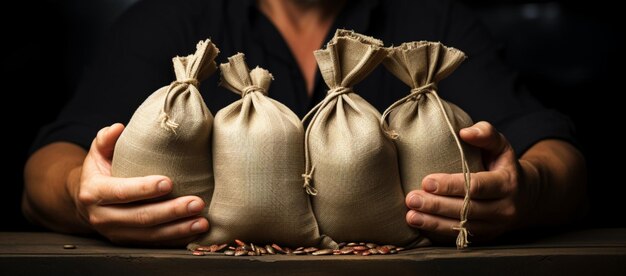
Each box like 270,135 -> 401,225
379,83 -> 437,139
301,86 -> 353,195
381,83 -> 472,249
160,78 -> 200,133
241,85 -> 267,97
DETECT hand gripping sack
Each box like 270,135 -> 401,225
381,41 -> 484,248
303,30 -> 421,246
112,39 -> 218,211
198,53 -> 333,248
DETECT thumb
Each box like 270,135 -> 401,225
459,121 -> 510,157
93,123 -> 125,159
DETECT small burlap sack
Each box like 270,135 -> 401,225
112,39 -> 218,209
381,41 -> 484,248
197,53 -> 332,248
303,30 -> 421,246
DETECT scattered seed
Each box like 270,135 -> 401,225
312,249 -> 334,255
366,243 -> 377,249
234,249 -> 248,256
235,239 -> 246,247
224,250 -> 235,256
304,247 -> 318,253
266,245 -> 276,254
347,242 -> 357,246
63,244 -> 76,249
192,251 -> 205,256
353,246 -> 368,251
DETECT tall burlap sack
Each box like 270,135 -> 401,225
197,53 -> 332,248
381,41 -> 484,248
303,30 -> 421,246
112,39 -> 218,210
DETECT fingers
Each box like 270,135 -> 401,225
406,210 -> 493,238
459,121 -> 508,154
105,217 -> 209,245
422,171 -> 511,199
79,175 -> 173,205
406,190 -> 514,221
91,196 -> 205,227
93,123 -> 125,158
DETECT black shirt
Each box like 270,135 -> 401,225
33,0 -> 575,155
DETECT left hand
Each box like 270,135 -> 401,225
405,121 -> 540,243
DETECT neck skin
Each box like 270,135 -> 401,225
258,0 -> 344,96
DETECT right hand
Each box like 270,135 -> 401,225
70,123 -> 209,246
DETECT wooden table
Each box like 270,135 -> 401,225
1,229 -> 625,275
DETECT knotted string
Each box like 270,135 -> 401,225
379,83 -> 438,139
160,78 -> 199,133
381,82 -> 472,249
301,86 -> 353,195
241,85 -> 267,97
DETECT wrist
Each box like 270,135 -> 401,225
517,158 -> 545,228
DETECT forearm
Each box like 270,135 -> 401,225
22,142 -> 92,233
520,139 -> 588,227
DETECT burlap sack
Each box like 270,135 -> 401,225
112,39 -> 218,209
381,41 -> 484,248
197,53 -> 331,248
303,30 -> 420,246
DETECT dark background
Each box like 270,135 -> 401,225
2,0 -> 623,232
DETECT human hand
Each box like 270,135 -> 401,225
405,121 -> 539,243
70,123 -> 209,246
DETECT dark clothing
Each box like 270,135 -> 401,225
33,0 -> 575,155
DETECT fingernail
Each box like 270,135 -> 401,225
408,194 -> 423,209
157,181 -> 171,193
190,220 -> 204,232
423,178 -> 437,192
462,127 -> 479,136
409,212 -> 424,226
187,200 -> 203,213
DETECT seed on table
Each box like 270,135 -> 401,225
368,248 -> 379,255
347,242 -> 357,246
352,245 -> 368,251
340,248 -> 354,254
235,239 -> 246,247
248,251 -> 257,256
195,247 -> 210,252
255,247 -> 261,255
304,247 -> 318,253
271,244 -> 285,254
366,243 -> 377,249
63,244 -> 76,249
383,245 -> 396,250
215,244 -> 228,252
312,249 -> 334,255
192,251 -> 205,256
390,249 -> 397,254
359,242 -> 365,245
228,246 -> 236,250
396,247 -> 404,252
293,250 -> 306,255
295,247 -> 304,251
362,250 -> 371,256
259,247 -> 267,254
378,247 -> 390,255
234,249 -> 248,256
284,247 -> 293,254
266,245 -> 276,254
224,250 -> 235,256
